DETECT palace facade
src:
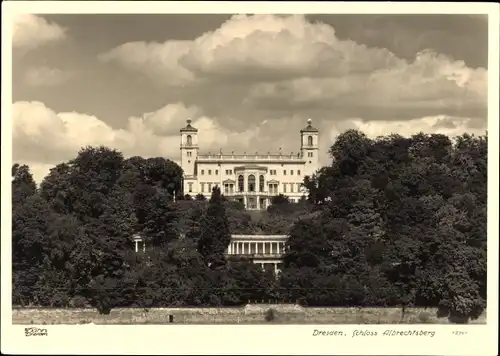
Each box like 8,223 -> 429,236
180,119 -> 320,210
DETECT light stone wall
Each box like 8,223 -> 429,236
12,306 -> 487,325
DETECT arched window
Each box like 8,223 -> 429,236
186,135 -> 192,146
259,175 -> 265,192
307,135 -> 313,146
248,174 -> 256,192
238,175 -> 244,192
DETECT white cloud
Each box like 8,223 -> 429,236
246,49 -> 487,112
12,101 -> 129,165
98,41 -> 194,85
182,14 -> 404,80
13,14 -> 66,50
138,102 -> 202,136
328,115 -> 487,142
100,14 -> 402,83
24,66 -> 72,86
99,14 -> 486,117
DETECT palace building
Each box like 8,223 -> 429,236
180,118 -> 320,210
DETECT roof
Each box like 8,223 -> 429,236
180,119 -> 198,133
300,118 -> 319,133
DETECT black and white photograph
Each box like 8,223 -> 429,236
2,2 -> 498,355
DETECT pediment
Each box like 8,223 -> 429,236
267,179 -> 280,184
223,179 -> 236,184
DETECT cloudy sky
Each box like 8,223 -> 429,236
12,13 -> 488,183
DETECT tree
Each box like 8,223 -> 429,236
195,193 -> 207,201
39,163 -> 74,214
197,187 -> 231,268
12,194 -> 52,306
12,164 -> 37,208
80,189 -> 137,313
270,194 -> 290,206
226,203 -> 256,234
120,156 -> 183,198
223,261 -> 276,305
142,190 -> 179,247
279,129 -> 487,319
179,200 -> 207,241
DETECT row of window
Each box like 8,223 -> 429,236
187,182 -> 221,193
231,182 -> 302,194
282,183 -> 303,193
200,169 -> 219,175
269,169 -> 301,176
187,181 -> 303,194
200,182 -> 219,193
263,183 -> 302,194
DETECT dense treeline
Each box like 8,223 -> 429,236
284,130 -> 487,321
12,130 -> 487,322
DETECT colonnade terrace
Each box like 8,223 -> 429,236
225,234 -> 288,274
133,234 -> 288,274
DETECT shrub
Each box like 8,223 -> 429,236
69,295 -> 88,308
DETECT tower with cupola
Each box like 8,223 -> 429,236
180,119 -> 198,178
300,118 -> 320,177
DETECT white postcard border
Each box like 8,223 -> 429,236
2,2 -> 498,355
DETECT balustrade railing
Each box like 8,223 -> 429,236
197,154 -> 304,161
224,190 -> 275,196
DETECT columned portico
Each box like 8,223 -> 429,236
226,240 -> 286,256
225,234 -> 288,275
229,165 -> 272,210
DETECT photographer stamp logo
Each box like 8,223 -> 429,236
24,327 -> 48,337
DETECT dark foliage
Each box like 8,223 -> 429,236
294,131 -> 487,320
12,147 -> 275,311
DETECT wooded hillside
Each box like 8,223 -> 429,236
12,130 -> 487,322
